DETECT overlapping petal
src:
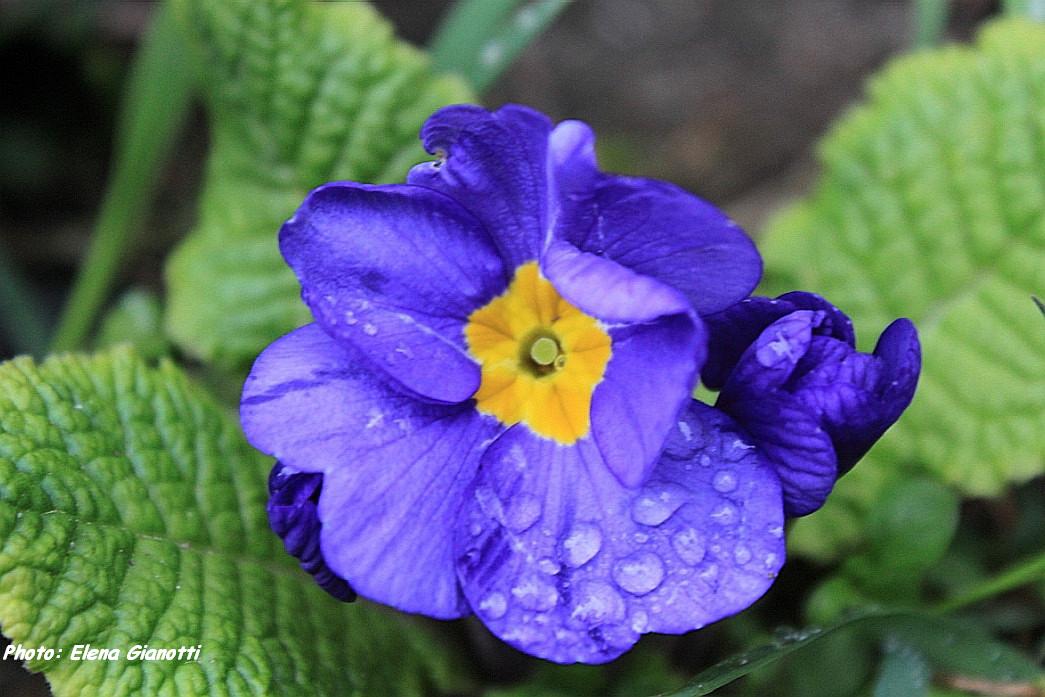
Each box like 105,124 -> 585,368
408,104 -> 554,268
712,299 -> 921,516
267,462 -> 355,601
242,324 -> 501,617
542,241 -> 705,487
455,402 -> 784,664
279,182 -> 507,403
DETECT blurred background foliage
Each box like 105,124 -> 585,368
0,1 -> 1042,696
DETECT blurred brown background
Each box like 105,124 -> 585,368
0,1 -> 1003,693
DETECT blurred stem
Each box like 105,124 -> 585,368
49,2 -> 194,352
913,0 -> 949,48
933,552 -> 1045,615
429,0 -> 570,93
0,242 -> 49,356
1002,0 -> 1045,20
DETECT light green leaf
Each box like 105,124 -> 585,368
164,0 -> 473,370
0,348 -> 454,696
95,288 -> 170,361
760,19 -> 1045,558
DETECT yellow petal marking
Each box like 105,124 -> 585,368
466,262 -> 611,443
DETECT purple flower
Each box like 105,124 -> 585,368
240,104 -> 918,664
702,292 -> 921,516
240,104 -> 781,663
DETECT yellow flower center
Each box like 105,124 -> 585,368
465,262 -> 612,443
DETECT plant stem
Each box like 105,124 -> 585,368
49,2 -> 194,352
913,0 -> 949,48
429,0 -> 570,93
933,552 -> 1045,615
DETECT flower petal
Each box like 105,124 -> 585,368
702,292 -> 855,390
554,176 -> 762,315
717,310 -> 920,516
408,104 -> 554,268
280,182 -> 507,403
242,324 -> 501,617
267,462 -> 355,601
455,402 -> 784,664
542,241 -> 705,487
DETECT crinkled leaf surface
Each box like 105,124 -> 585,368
164,0 -> 473,369
759,19 -> 1045,557
0,348 -> 453,696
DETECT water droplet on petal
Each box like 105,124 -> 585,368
478,591 -> 507,619
631,485 -> 686,526
505,493 -> 541,532
671,526 -> 706,565
710,503 -> 738,526
712,470 -> 737,493
768,524 -> 784,538
612,551 -> 665,596
474,486 -> 505,523
511,573 -> 558,611
561,522 -> 602,567
677,421 -> 693,441
630,610 -> 649,633
469,521 -> 483,537
363,323 -> 378,336
343,310 -> 357,325
764,552 -> 778,569
537,557 -> 560,575
569,581 -> 626,624
699,563 -> 719,581
733,544 -> 752,565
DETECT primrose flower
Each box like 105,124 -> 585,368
702,292 -> 921,516
240,104 -> 916,664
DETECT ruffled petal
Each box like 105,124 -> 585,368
553,176 -> 762,316
717,308 -> 921,516
242,324 -> 501,617
542,242 -> 705,487
267,462 -> 355,601
408,104 -> 554,268
702,292 -> 855,390
455,402 -> 784,664
280,182 -> 507,403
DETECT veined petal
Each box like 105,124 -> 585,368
542,241 -> 705,488
280,182 -> 507,403
267,462 -> 355,601
702,292 -> 855,390
242,324 -> 501,617
455,403 -> 784,664
408,104 -> 554,268
717,309 -> 921,516
553,176 -> 762,316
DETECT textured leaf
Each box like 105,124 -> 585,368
0,348 -> 453,696
760,19 -> 1045,557
164,0 -> 473,369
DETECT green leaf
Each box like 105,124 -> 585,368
164,0 -> 473,371
872,640 -> 930,697
0,348 -> 454,696
760,19 -> 1045,558
653,611 -> 1043,697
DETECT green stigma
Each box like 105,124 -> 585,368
529,336 -> 560,366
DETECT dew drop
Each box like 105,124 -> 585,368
733,544 -> 752,565
630,610 -> 649,633
478,591 -> 507,620
612,551 -> 665,596
671,526 -> 706,565
343,310 -> 358,325
561,522 -> 602,567
710,503 -> 738,526
712,470 -> 737,493
677,421 -> 693,441
569,581 -> 626,624
763,552 -> 778,569
511,574 -> 558,611
537,557 -> 560,575
468,521 -> 483,537
699,454 -> 711,467
363,323 -> 378,336
632,531 -> 649,544
699,563 -> 719,581
631,485 -> 685,526
505,493 -> 541,532
768,524 -> 784,538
